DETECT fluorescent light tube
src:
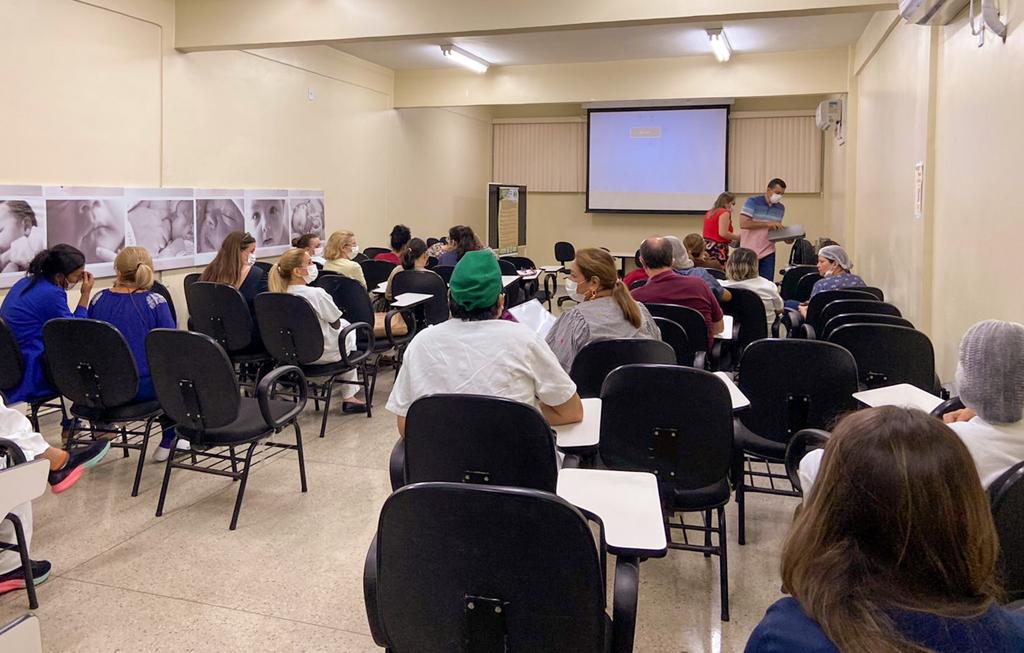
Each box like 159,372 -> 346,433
706,29 -> 731,63
440,44 -> 489,73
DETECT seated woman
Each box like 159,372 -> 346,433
666,235 -> 731,303
809,244 -> 865,298
375,225 -> 411,265
199,231 -> 267,311
292,233 -> 323,265
87,247 -> 182,462
748,406 -> 1024,652
268,249 -> 366,413
437,225 -> 482,267
322,230 -> 366,287
722,247 -> 783,332
684,233 -> 724,271
0,245 -> 94,437
385,238 -> 428,301
545,248 -> 660,372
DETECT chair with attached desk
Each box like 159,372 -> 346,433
147,329 -> 309,531
391,269 -> 449,328
359,259 -> 396,291
363,482 -> 642,653
652,317 -> 694,367
254,293 -> 374,437
779,265 -> 818,302
988,461 -> 1024,604
827,323 -> 941,394
502,255 -> 554,308
0,317 -> 67,432
497,258 -> 524,307
820,312 -> 913,341
783,428 -> 832,495
362,246 -> 390,260
783,288 -> 880,340
0,440 -> 49,609
187,281 -> 272,390
569,338 -> 676,399
598,364 -> 735,621
555,241 -> 577,308
643,303 -> 715,369
0,614 -> 42,653
733,339 -> 859,544
43,319 -> 165,497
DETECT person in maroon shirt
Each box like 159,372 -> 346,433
631,237 -> 724,347
374,224 -> 411,265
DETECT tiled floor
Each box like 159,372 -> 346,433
0,373 -> 794,652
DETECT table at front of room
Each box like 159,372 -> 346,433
606,251 -> 635,278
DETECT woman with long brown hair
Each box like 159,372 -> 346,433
746,406 -> 1024,652
199,231 -> 266,309
545,247 -> 660,372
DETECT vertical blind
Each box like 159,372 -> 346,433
492,121 -> 587,192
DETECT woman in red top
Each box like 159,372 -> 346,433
702,192 -> 739,266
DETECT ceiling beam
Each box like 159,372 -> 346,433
175,0 -> 894,52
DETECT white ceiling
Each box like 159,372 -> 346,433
330,13 -> 873,70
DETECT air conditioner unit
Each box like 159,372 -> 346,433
815,99 -> 842,131
898,0 -> 969,25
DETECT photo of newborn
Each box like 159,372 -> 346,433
45,199 -> 125,264
127,200 -> 195,259
0,199 -> 46,273
289,198 -> 325,240
249,199 -> 289,248
196,199 -> 245,254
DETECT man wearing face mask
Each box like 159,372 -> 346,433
739,179 -> 787,281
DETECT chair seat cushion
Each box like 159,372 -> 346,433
734,418 -> 787,460
671,477 -> 731,512
301,360 -> 355,378
71,400 -> 162,422
184,397 -> 295,445
373,312 -> 409,338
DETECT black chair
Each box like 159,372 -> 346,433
704,268 -> 726,281
779,265 -> 818,302
253,261 -> 273,274
425,255 -> 438,269
788,238 -> 816,266
555,241 -> 576,308
362,246 -> 390,260
146,329 -> 308,530
720,287 -> 771,369
644,303 -> 713,369
783,428 -> 831,494
364,482 -> 640,653
150,281 -> 177,325
569,338 -> 676,399
599,364 -> 734,620
42,319 -> 163,497
497,258 -> 524,307
652,317 -> 693,367
818,299 -> 901,330
784,288 -> 879,340
391,269 -> 449,328
187,282 -> 272,388
629,279 -> 647,290
820,313 -> 913,341
426,237 -> 439,247
254,293 -> 373,438
793,272 -> 823,302
0,318 -> 66,432
0,438 -> 48,609
503,255 -> 554,308
733,339 -> 859,544
989,461 -> 1024,603
360,259 -> 396,291
857,286 -> 885,301
828,324 -> 940,393
388,394 -> 560,492
930,395 -> 965,419
352,252 -> 368,264
432,264 -> 455,286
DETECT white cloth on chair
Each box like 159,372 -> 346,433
0,398 -> 47,575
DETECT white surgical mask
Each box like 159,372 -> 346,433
302,266 -> 318,284
247,253 -> 257,266
564,278 -> 585,303
313,246 -> 324,257
349,244 -> 360,255
769,193 -> 783,205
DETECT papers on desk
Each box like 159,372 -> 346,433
390,292 -> 433,308
517,269 -> 541,281
714,314 -> 734,340
552,397 -> 601,448
767,224 -> 806,242
853,383 -> 944,413
507,299 -> 557,339
713,372 -> 750,410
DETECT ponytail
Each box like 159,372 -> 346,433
573,248 -> 643,328
401,238 -> 427,270
269,248 -> 306,293
113,247 -> 155,291
612,279 -> 643,329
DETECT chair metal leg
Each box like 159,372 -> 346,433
228,442 -> 259,531
130,418 -> 155,498
611,556 -> 640,653
318,378 -> 336,438
363,367 -> 374,419
703,510 -> 712,557
294,422 -> 307,493
229,446 -> 238,478
120,425 -> 129,458
28,403 -> 41,433
155,435 -> 177,518
718,506 -> 730,622
9,514 -> 37,609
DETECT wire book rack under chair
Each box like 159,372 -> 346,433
146,329 -> 309,531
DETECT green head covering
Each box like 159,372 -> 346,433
449,250 -> 502,312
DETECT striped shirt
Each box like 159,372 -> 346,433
739,195 -> 785,259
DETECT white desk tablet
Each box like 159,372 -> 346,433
713,372 -> 750,410
557,468 -> 667,557
540,265 -> 563,272
517,269 -> 542,281
853,383 -> 944,413
371,282 -> 387,295
714,314 -> 734,340
390,292 -> 434,308
552,397 -> 602,448
501,275 -> 520,289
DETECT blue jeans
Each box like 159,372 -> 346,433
758,253 -> 776,281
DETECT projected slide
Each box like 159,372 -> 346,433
587,107 -> 728,213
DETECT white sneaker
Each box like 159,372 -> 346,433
152,440 -> 190,463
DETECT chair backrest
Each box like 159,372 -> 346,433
352,252 -> 368,263
42,319 -> 140,409
402,394 -> 559,491
0,318 -> 25,395
501,255 -> 536,270
569,338 -> 676,398
652,316 -> 694,366
187,282 -> 257,352
736,339 -> 859,443
360,259 -> 397,289
989,461 -> 1024,602
779,265 -> 818,301
425,255 -> 438,269
788,238 -> 817,265
643,303 -> 710,354
629,279 -> 647,290
554,241 -> 575,265
721,287 -> 769,354
433,265 -> 455,285
497,258 -> 518,276
0,615 -> 42,653
391,269 -> 449,326
146,329 -> 241,433
363,246 -> 390,260
600,365 -> 733,494
794,271 -> 824,302
827,324 -> 938,392
820,313 -> 914,341
805,289 -> 879,329
313,274 -> 375,327
253,293 -> 326,366
253,261 -> 273,274
182,271 -> 201,306
150,280 -> 177,324
859,286 -> 885,301
704,267 -> 726,280
819,299 -> 901,329
374,483 -> 606,652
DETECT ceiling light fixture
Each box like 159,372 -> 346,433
706,29 -> 731,63
440,44 -> 489,74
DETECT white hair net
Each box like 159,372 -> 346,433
818,245 -> 853,271
955,320 -> 1024,424
664,235 -> 693,270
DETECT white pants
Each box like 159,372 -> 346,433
0,403 -> 48,575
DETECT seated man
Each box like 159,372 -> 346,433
386,250 -> 583,436
631,237 -> 724,348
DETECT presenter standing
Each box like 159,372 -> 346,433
739,178 -> 786,280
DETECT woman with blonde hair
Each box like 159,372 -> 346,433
747,406 -> 1024,652
322,230 -> 366,287
87,247 -> 181,460
545,247 -> 660,372
270,248 -> 367,413
722,247 -> 783,332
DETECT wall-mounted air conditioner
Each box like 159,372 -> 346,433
898,0 -> 969,25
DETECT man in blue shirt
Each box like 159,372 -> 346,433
739,178 -> 786,280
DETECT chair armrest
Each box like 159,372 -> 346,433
694,350 -> 708,371
803,323 -> 817,340
388,438 -> 405,491
561,453 -> 582,469
339,322 -> 374,368
611,557 -> 640,653
782,308 -> 803,338
362,535 -> 388,647
929,396 -> 965,419
256,365 -> 308,428
383,307 -> 417,346
0,438 -> 28,465
770,314 -> 782,338
784,428 -> 832,493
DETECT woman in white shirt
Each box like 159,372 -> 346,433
268,248 -> 366,413
722,247 -> 783,332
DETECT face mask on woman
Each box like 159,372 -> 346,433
564,278 -> 585,303
247,252 -> 257,266
301,265 -> 318,284
313,246 -> 324,257
348,244 -> 360,255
